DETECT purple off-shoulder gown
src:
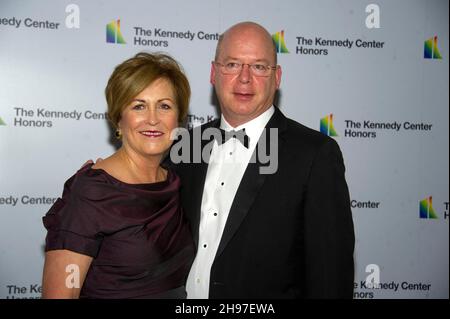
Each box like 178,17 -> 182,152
43,164 -> 195,299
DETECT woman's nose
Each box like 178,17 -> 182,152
146,107 -> 160,125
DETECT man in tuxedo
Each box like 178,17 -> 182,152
170,21 -> 355,299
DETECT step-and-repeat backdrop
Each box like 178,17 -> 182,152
0,0 -> 448,299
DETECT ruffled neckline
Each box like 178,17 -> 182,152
81,163 -> 176,191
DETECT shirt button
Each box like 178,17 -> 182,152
196,278 -> 200,284
203,244 -> 208,248
214,213 -> 218,216
221,182 -> 224,186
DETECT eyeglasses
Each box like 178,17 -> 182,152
213,61 -> 277,77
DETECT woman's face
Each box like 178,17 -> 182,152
118,77 -> 179,160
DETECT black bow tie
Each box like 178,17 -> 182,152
216,128 -> 250,148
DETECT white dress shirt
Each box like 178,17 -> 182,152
186,106 -> 275,299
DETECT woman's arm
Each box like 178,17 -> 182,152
42,249 -> 93,299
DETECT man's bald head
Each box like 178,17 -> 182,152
214,22 -> 277,65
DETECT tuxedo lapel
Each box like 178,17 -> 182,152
215,107 -> 288,260
214,159 -> 267,259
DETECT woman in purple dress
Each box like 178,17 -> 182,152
41,52 -> 195,298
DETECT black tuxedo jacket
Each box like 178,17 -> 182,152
169,107 -> 355,299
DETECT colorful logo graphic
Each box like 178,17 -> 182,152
272,30 -> 289,53
424,36 -> 442,59
0,116 -> 5,126
106,19 -> 126,44
320,114 -> 338,137
420,196 -> 438,219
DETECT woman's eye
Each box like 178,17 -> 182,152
159,103 -> 172,110
132,104 -> 145,110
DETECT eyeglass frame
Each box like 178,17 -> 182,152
212,61 -> 278,77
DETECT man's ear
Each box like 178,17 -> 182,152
210,62 -> 216,85
275,65 -> 282,89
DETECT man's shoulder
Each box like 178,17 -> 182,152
283,115 -> 334,148
279,115 -> 344,165
171,118 -> 219,143
166,118 -> 220,168
193,118 -> 221,132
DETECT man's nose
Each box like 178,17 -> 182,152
238,64 -> 251,83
